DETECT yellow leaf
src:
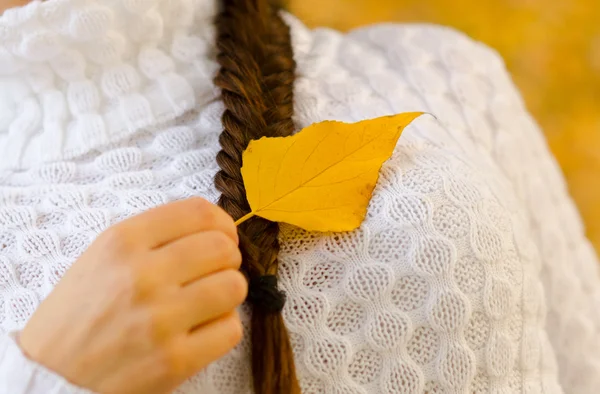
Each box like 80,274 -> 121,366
236,112 -> 425,232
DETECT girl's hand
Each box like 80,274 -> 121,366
20,198 -> 246,394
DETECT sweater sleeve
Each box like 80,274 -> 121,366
464,41 -> 600,392
342,23 -> 600,392
0,332 -> 92,394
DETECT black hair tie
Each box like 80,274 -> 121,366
247,275 -> 286,314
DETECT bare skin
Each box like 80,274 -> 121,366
20,199 -> 247,394
0,0 -> 30,14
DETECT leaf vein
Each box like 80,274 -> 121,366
273,138 -> 299,196
260,126 -> 399,212
304,169 -> 373,188
299,127 -> 333,183
264,203 -> 356,214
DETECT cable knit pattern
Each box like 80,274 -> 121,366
0,1 -> 599,393
0,0 -> 218,170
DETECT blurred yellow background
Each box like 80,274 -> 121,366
289,0 -> 600,253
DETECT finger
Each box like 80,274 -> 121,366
118,198 -> 238,249
162,269 -> 247,331
153,231 -> 242,284
167,311 -> 244,379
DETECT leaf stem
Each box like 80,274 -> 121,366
235,212 -> 256,226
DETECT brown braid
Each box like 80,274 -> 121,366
213,0 -> 300,393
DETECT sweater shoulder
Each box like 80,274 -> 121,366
347,22 -> 506,66
284,14 -> 510,86
283,13 -> 527,132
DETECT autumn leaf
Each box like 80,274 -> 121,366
236,112 -> 425,232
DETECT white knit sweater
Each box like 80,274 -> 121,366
1,1 -> 599,393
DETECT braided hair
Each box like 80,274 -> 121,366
213,0 -> 300,392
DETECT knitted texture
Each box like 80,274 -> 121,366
0,1 -> 599,393
0,0 -> 218,170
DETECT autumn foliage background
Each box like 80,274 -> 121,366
288,0 -> 600,253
